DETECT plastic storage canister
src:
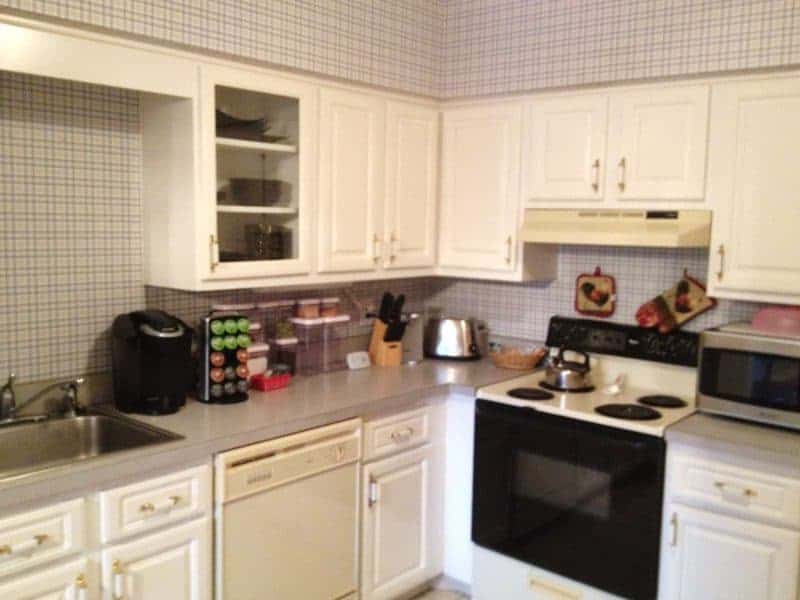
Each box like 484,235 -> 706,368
320,297 -> 340,317
247,343 -> 270,377
296,299 -> 321,319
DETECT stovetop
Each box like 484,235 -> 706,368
478,352 -> 697,436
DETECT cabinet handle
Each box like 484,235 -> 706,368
75,573 -> 88,600
505,235 -> 513,264
389,231 -> 398,262
670,512 -> 678,547
372,234 -> 382,263
390,426 -> 414,442
209,234 -> 220,272
139,495 -> 183,516
714,480 -> 757,498
617,157 -> 626,192
112,560 -> 125,600
716,244 -> 725,281
591,158 -> 600,191
368,478 -> 378,508
0,533 -> 49,558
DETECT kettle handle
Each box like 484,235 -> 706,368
558,347 -> 590,368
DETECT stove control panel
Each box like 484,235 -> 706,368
545,316 -> 699,367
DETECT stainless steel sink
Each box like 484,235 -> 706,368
0,412 -> 182,480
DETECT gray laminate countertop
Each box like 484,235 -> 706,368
0,359 -> 520,512
666,413 -> 800,471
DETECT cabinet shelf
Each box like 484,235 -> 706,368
217,205 -> 297,215
216,137 -> 297,154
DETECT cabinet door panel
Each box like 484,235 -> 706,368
318,88 -> 385,273
661,504 -> 800,600
440,104 -> 521,271
384,102 -> 438,269
525,94 -> 608,201
0,558 -> 89,600
102,518 -> 210,600
609,86 -> 709,200
707,77 -> 800,301
362,445 -> 437,600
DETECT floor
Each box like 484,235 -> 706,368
413,590 -> 469,600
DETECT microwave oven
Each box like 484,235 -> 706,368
698,323 -> 800,430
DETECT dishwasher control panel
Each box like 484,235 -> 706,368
217,418 -> 362,503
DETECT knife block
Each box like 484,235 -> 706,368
369,320 -> 403,367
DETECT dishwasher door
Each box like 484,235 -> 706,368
215,418 -> 362,600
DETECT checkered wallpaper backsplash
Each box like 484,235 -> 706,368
0,2 -> 787,382
0,72 -> 143,382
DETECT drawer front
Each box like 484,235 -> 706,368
0,498 -> 85,578
99,464 -> 211,543
672,455 -> 800,528
363,407 -> 430,461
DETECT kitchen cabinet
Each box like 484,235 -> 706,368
383,101 -> 439,270
706,75 -> 800,304
317,87 -> 386,273
660,503 -> 800,600
524,94 -> 608,202
361,406 -> 444,600
362,445 -> 438,600
101,517 -> 211,600
0,558 -> 91,599
606,85 -> 709,201
439,103 -> 521,273
439,103 -> 556,281
522,85 -> 709,207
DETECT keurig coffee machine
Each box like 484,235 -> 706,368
111,310 -> 193,415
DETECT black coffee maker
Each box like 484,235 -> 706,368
112,310 -> 193,415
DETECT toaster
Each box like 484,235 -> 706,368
423,317 -> 489,360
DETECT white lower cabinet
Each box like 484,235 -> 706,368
361,407 -> 444,600
660,503 -> 800,600
101,517 -> 210,600
0,557 -> 90,600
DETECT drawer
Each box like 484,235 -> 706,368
363,407 -> 431,461
671,455 -> 800,528
0,498 -> 85,578
99,464 -> 211,543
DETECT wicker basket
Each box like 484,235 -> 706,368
490,346 -> 547,371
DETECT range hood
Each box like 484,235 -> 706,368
520,209 -> 711,248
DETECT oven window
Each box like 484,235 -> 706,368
701,349 -> 800,410
513,451 -> 610,520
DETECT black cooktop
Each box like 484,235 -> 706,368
507,387 -> 555,401
638,394 -> 687,408
595,403 -> 662,420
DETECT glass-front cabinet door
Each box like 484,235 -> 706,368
201,65 -> 316,280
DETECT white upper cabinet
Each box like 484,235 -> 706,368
439,103 -> 522,273
318,88 -> 386,273
200,65 -> 317,281
607,85 -> 709,202
706,76 -> 800,304
383,101 -> 438,270
524,94 -> 608,202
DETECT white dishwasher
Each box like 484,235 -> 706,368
214,418 -> 362,600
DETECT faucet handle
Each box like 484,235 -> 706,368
61,378 -> 85,416
1,373 -> 15,398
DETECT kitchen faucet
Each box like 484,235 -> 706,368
0,373 -> 85,424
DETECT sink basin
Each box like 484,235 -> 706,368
0,413 -> 182,480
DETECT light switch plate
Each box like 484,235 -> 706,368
346,351 -> 371,370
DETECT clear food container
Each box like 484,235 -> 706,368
320,297 -> 341,317
246,342 -> 270,377
296,299 -> 321,319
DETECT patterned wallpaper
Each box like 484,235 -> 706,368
0,72 -> 143,381
441,0 -> 800,97
0,0 -> 443,97
1,1 -> 790,382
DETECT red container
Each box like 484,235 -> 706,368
250,373 -> 292,392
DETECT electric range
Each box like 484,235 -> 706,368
472,317 -> 700,600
